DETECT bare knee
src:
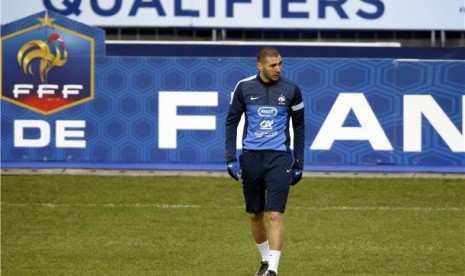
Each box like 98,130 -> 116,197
249,212 -> 265,223
268,211 -> 283,224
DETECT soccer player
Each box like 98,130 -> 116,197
225,47 -> 305,276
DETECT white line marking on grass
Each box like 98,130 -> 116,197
1,203 -> 201,209
294,206 -> 465,212
2,203 -> 464,212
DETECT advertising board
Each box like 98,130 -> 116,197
2,11 -> 464,172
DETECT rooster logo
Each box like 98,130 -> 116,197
17,33 -> 68,83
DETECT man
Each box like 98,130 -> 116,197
225,47 -> 305,276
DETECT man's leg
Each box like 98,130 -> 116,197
268,211 -> 284,250
263,151 -> 291,275
249,212 -> 267,244
267,211 -> 283,274
241,151 -> 269,274
249,212 -> 270,261
249,212 -> 270,275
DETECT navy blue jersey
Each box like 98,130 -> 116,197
225,74 -> 305,165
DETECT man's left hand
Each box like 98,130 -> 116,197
290,161 -> 303,185
290,169 -> 302,185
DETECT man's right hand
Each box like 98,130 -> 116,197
227,161 -> 241,181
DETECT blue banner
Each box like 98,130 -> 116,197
2,12 -> 464,172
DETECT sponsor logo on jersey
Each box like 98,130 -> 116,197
258,106 -> 277,117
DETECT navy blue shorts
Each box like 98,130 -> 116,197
239,150 -> 293,213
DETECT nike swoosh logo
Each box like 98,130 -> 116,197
251,96 -> 260,100
286,169 -> 292,173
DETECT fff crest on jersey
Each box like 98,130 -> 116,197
1,11 -> 95,115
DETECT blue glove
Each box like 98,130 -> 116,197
290,161 -> 303,185
290,168 -> 303,185
227,161 -> 241,181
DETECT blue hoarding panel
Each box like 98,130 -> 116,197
2,11 -> 464,172
2,57 -> 464,171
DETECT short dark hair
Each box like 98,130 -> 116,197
257,47 -> 281,62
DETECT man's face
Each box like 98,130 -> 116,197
258,55 -> 282,83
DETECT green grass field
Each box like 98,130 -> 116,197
2,175 -> 464,275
